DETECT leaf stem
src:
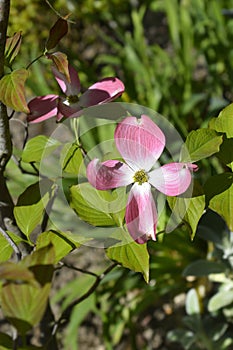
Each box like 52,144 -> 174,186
26,53 -> 44,70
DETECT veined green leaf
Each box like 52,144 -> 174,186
208,184 -> 233,231
209,103 -> 233,138
70,183 -> 126,227
36,230 -> 81,263
0,69 -> 29,113
106,227 -> 149,283
14,180 -> 54,239
22,135 -> 61,163
180,129 -> 223,162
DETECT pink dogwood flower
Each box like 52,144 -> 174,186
87,115 -> 198,244
27,64 -> 125,123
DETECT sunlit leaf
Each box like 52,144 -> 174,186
208,290 -> 233,312
14,180 -> 53,239
106,228 -> 149,283
46,17 -> 69,51
180,129 -> 223,162
0,236 -> 13,263
21,135 -> 61,163
36,230 -> 81,263
70,183 -> 125,227
0,69 -> 29,113
209,103 -> 233,138
186,288 -> 201,315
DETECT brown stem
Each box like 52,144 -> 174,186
0,0 -> 14,229
0,0 -> 29,257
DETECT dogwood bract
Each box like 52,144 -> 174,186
27,64 -> 125,123
87,115 -> 198,244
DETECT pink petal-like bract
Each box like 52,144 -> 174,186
115,115 -> 166,172
86,159 -> 133,190
149,163 -> 198,196
52,64 -> 81,96
126,183 -> 157,244
27,95 -> 58,123
78,77 -> 125,107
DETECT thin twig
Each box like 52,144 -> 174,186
51,262 -> 118,336
44,0 -> 75,23
57,261 -> 99,278
0,226 -> 21,261
26,53 -> 44,70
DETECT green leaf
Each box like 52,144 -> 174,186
186,288 -> 201,315
0,262 -> 36,284
61,143 -> 83,174
204,174 -> 233,230
106,228 -> 149,283
0,69 -> 29,113
167,182 -> 205,239
180,129 -> 223,162
208,290 -> 233,312
5,31 -> 22,66
216,137 -> 233,171
183,259 -> 226,277
36,230 -> 81,263
0,236 -> 13,263
22,135 -> 61,163
46,17 -> 68,51
70,183 -> 125,227
209,103 -> 233,138
14,180 -> 53,239
1,245 -> 55,335
0,332 -> 13,350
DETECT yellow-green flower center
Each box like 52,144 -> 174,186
133,169 -> 148,185
67,95 -> 79,104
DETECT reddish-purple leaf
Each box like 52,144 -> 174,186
46,17 -> 68,51
0,69 -> 29,113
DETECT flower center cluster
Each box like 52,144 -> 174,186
133,169 -> 148,185
67,95 -> 79,104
